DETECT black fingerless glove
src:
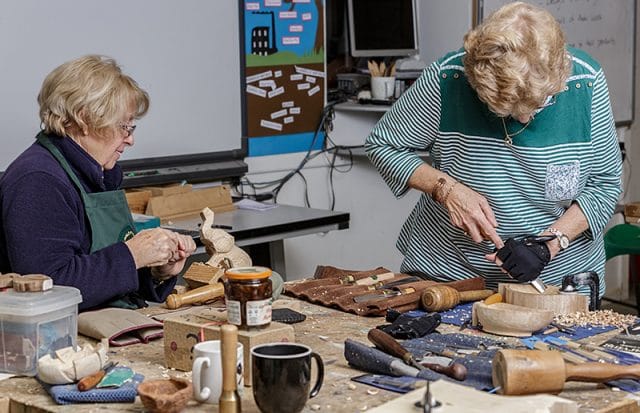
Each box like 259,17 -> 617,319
377,312 -> 441,339
495,235 -> 555,282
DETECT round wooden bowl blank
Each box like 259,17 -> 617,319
473,302 -> 554,337
137,377 -> 192,413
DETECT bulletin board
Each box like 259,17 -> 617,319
243,0 -> 326,156
479,0 -> 636,125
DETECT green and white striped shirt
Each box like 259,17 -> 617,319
365,48 -> 622,295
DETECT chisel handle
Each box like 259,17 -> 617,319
566,362 -> 640,382
77,369 -> 106,391
421,362 -> 467,381
368,328 -> 414,364
459,289 -> 495,302
165,282 -> 224,309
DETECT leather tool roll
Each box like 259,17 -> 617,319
285,266 -> 392,295
285,265 -> 486,317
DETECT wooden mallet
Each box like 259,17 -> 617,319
493,349 -> 640,395
421,285 -> 494,312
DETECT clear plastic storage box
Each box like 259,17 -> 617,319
0,285 -> 82,376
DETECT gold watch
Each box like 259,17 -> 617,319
547,227 -> 569,250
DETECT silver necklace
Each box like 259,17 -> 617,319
501,117 -> 531,145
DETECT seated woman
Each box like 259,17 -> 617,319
0,55 -> 196,310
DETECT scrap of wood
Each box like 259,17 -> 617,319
0,397 -> 9,413
139,184 -> 193,197
0,273 -> 17,288
182,262 -> 224,289
367,380 -> 578,413
125,190 -> 152,214
145,185 -> 235,224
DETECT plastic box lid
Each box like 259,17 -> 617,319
0,285 -> 82,317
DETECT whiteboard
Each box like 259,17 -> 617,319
480,0 -> 635,125
0,0 -> 245,171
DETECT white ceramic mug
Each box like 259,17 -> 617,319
371,76 -> 396,100
192,340 -> 244,404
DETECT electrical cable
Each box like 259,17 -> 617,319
232,101 -> 365,209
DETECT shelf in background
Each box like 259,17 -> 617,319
334,101 -> 392,113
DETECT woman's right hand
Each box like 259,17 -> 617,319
443,182 -> 503,248
125,228 -> 180,269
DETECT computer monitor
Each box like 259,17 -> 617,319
347,0 -> 419,58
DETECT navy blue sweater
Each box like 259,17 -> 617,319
0,133 -> 175,310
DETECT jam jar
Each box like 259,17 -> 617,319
224,266 -> 273,329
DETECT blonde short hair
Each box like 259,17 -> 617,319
463,2 -> 571,119
38,55 -> 149,138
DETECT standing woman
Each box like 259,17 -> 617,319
0,55 -> 196,310
365,2 -> 622,297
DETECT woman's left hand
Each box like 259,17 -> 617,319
150,233 -> 197,280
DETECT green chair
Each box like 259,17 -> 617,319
604,223 -> 640,313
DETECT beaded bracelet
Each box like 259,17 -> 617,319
441,181 -> 459,204
432,177 -> 448,203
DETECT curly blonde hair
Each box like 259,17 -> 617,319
38,55 -> 149,139
463,2 -> 571,119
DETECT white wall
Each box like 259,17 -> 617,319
245,144 -> 419,281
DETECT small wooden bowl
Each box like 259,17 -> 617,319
472,302 -> 554,337
137,377 -> 192,413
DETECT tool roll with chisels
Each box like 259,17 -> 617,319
285,265 -> 485,316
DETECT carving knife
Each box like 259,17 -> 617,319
353,287 -> 415,303
77,361 -> 118,391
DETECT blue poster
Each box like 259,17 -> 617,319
242,0 -> 326,156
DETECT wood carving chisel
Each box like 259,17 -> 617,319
367,328 -> 467,381
353,287 -> 416,303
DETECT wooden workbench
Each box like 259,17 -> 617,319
1,300 -> 638,412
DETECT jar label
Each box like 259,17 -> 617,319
246,299 -> 272,326
227,300 -> 242,325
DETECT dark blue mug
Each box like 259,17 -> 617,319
251,343 -> 324,413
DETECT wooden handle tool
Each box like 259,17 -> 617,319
354,272 -> 395,286
219,324 -> 241,413
483,292 -> 503,305
367,329 -> 467,381
165,282 -> 224,309
77,361 -> 117,391
421,285 -> 494,312
493,349 -> 640,395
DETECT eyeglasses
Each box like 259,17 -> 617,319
118,123 -> 137,137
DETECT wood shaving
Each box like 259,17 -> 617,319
554,310 -> 637,328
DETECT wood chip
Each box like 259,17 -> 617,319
554,310 -> 636,328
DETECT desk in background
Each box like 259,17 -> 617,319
164,203 -> 350,278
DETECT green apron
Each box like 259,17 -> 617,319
38,134 -> 140,308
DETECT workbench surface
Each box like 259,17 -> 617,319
0,300 -> 637,412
